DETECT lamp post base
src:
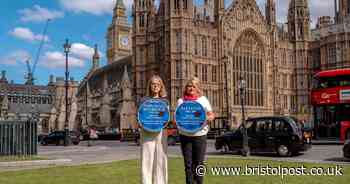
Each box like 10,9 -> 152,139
241,148 -> 250,157
64,128 -> 69,146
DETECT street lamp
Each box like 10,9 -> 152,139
222,56 -> 230,128
63,39 -> 71,146
238,75 -> 249,156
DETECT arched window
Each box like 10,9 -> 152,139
194,35 -> 198,55
202,36 -> 207,56
232,31 -> 265,107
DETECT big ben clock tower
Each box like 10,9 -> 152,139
106,0 -> 131,64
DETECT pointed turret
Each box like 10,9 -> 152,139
266,0 -> 276,27
121,65 -> 131,88
121,65 -> 132,101
288,0 -> 311,41
336,0 -> 350,23
92,44 -> 100,71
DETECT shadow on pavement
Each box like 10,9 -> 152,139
207,151 -> 305,158
324,157 -> 350,163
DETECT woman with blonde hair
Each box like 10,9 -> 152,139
139,75 -> 168,184
176,77 -> 215,184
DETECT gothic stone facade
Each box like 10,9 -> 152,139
0,71 -> 79,134
96,0 -> 350,129
130,0 -> 318,127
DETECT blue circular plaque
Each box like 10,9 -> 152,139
138,99 -> 170,132
175,101 -> 206,134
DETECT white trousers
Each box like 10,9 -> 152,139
141,130 -> 168,184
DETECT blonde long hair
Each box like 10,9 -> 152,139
183,76 -> 202,96
146,75 -> 167,97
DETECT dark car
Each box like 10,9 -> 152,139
344,139 -> 350,159
40,131 -> 80,146
215,116 -> 311,156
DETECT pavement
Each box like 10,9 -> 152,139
0,140 -> 349,172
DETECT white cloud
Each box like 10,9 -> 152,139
71,43 -> 103,60
9,27 -> 49,42
59,0 -> 133,15
18,5 -> 64,22
40,51 -> 85,69
39,43 -> 102,69
0,50 -> 31,65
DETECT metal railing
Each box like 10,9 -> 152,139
0,120 -> 37,156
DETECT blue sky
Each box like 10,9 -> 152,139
0,0 -> 334,85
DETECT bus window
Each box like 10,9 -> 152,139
339,76 -> 350,86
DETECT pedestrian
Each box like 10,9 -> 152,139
176,77 -> 215,184
139,75 -> 168,184
88,126 -> 98,146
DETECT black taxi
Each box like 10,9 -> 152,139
215,116 -> 311,156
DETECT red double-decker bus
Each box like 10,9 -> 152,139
311,68 -> 350,141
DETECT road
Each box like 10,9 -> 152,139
1,140 -> 349,172
36,140 -> 350,165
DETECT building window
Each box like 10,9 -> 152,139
176,31 -> 181,52
141,0 -> 145,8
195,64 -> 199,78
185,31 -> 188,52
176,60 -> 181,79
194,35 -> 198,55
175,87 -> 180,99
212,39 -> 217,58
175,0 -> 180,9
202,36 -> 207,57
284,74 -> 287,88
232,31 -> 264,107
327,44 -> 336,66
183,60 -> 191,79
202,65 -> 207,81
140,15 -> 145,27
212,66 -> 217,82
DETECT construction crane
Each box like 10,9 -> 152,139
25,19 -> 50,85
25,59 -> 34,85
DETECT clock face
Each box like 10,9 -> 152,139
120,35 -> 129,47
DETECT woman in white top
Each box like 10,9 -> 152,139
139,75 -> 168,184
176,77 -> 215,184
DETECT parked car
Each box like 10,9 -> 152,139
343,139 -> 350,159
215,116 -> 311,156
40,131 -> 80,146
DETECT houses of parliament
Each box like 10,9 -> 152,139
76,0 -> 350,131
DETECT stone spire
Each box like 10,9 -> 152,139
92,44 -> 100,71
121,65 -> 131,88
337,0 -> 350,23
288,0 -> 310,41
121,65 -> 132,101
266,0 -> 276,27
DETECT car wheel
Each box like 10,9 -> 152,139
41,141 -> 47,146
221,143 -> 230,153
277,144 -> 290,157
73,141 -> 79,145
